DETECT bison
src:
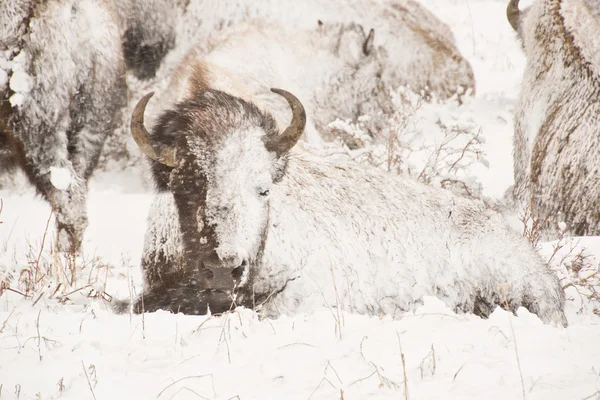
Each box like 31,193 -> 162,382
117,60 -> 566,326
178,0 -> 476,102
115,0 -> 182,80
0,0 -> 126,254
508,0 -> 600,236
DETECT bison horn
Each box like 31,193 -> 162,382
130,92 -> 176,167
507,0 -> 521,31
265,88 -> 306,157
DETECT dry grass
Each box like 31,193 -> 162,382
519,205 -> 600,316
0,201 -> 115,308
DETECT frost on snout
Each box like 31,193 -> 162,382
204,126 -> 274,276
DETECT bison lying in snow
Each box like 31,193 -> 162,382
508,0 -> 600,236
164,21 -> 386,146
117,66 -> 566,326
0,0 -> 126,254
178,0 -> 476,102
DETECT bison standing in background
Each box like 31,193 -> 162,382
0,0 -> 126,254
117,58 -> 566,326
508,0 -> 600,236
115,0 -> 182,80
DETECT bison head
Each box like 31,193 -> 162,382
131,88 -> 305,312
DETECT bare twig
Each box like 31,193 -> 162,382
34,208 -> 54,284
81,361 -> 98,400
156,374 -> 215,399
0,306 -> 16,333
308,377 -> 337,400
508,316 -> 526,400
582,390 -> 600,400
397,331 -> 410,400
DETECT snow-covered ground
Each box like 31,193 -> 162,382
1,0 -> 599,399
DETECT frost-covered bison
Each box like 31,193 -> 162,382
167,21 -> 385,145
115,0 -> 182,80
122,0 -> 474,103
119,68 -> 566,326
508,0 -> 600,236
177,0 -> 475,102
0,0 -> 126,253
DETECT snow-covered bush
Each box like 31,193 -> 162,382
323,87 -> 486,200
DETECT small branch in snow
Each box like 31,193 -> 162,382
359,336 -> 368,362
307,377 -> 337,400
582,391 -> 600,400
34,207 -> 54,285
36,310 -> 42,361
0,306 -> 16,333
508,315 -> 526,400
81,361 -> 98,400
397,331 -> 410,400
453,363 -> 466,382
276,342 -> 316,350
156,374 -> 215,399
419,344 -> 436,379
325,361 -> 344,385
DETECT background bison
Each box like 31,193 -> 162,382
509,0 -> 600,236
0,0 -> 126,254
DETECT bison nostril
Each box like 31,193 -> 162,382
231,266 -> 244,281
231,260 -> 247,283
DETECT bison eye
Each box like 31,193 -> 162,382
258,189 -> 270,197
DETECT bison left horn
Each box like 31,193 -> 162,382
265,88 -> 307,157
130,92 -> 177,167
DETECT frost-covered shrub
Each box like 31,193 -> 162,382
323,87 -> 486,200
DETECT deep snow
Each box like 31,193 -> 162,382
1,0 -> 599,399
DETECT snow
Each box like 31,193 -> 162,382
49,167 -> 73,191
0,0 -> 599,399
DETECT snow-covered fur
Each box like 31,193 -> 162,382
114,0 -> 182,80
175,0 -> 475,102
123,87 -> 566,326
0,0 -> 126,253
510,0 -> 600,236
150,21 -> 385,145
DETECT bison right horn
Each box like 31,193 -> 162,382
265,88 -> 307,157
507,0 -> 521,31
130,92 -> 177,167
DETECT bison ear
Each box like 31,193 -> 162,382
363,28 -> 375,56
